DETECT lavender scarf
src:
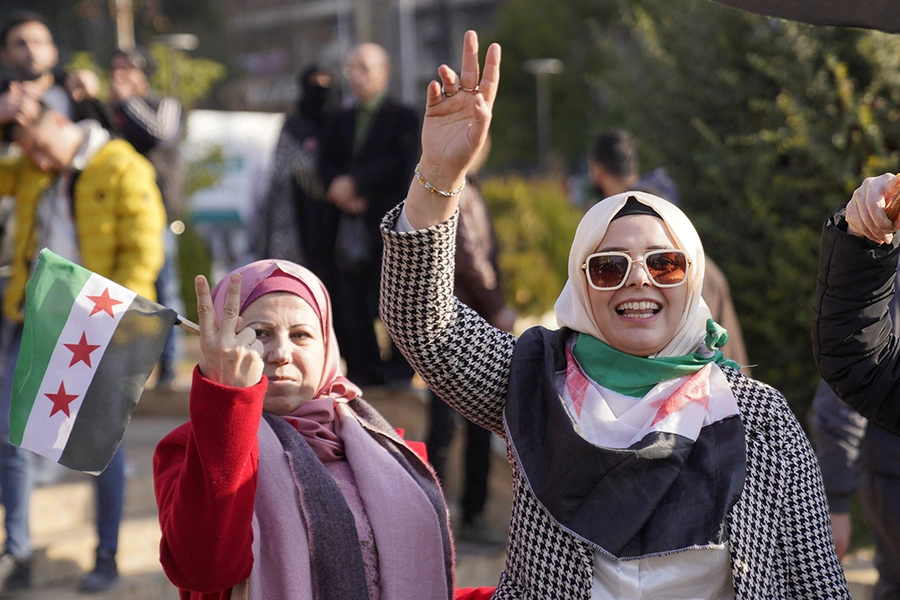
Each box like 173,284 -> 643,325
242,402 -> 453,599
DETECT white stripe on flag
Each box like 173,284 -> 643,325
20,274 -> 137,462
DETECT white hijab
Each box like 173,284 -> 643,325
554,191 -> 712,358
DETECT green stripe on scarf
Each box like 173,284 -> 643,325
572,319 -> 742,397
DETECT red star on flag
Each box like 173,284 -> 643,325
63,333 -> 101,368
86,288 -> 123,317
46,382 -> 79,418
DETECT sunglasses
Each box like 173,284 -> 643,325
581,250 -> 691,291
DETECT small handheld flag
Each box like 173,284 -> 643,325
10,250 -> 179,474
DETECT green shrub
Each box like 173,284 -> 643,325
175,145 -> 228,323
175,222 -> 212,324
482,176 -> 583,316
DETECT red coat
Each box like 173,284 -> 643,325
153,367 -> 495,599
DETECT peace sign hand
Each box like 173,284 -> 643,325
418,31 -> 501,195
405,31 -> 501,229
195,273 -> 264,388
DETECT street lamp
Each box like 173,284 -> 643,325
523,58 -> 564,173
113,0 -> 135,51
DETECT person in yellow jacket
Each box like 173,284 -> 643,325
0,104 -> 165,592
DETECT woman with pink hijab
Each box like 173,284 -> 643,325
152,259 -> 492,599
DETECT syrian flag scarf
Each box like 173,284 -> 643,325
10,249 -> 177,473
516,191 -> 748,559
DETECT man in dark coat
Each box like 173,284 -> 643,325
812,255 -> 900,598
318,43 -> 419,386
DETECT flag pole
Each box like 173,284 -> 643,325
175,314 -> 200,336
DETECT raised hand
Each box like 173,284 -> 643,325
846,173 -> 900,244
405,31 -> 501,229
195,273 -> 264,388
0,82 -> 41,126
66,70 -> 100,102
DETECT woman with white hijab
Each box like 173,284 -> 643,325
379,30 -> 849,598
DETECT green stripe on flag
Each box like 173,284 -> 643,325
10,250 -> 92,446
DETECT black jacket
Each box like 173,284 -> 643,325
812,205 -> 900,432
318,97 -> 419,243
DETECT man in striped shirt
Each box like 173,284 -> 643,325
109,47 -> 184,391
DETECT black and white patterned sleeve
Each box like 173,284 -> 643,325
380,204 -> 516,436
122,96 -> 182,143
774,389 -> 851,598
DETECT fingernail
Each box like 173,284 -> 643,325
231,273 -> 241,284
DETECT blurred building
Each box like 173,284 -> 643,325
219,0 -> 503,112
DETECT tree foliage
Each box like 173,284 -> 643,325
488,0 -> 900,416
66,44 -> 225,110
487,0 -> 614,167
146,44 -> 226,109
599,0 -> 900,414
482,177 -> 583,315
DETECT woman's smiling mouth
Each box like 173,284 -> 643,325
615,300 -> 661,319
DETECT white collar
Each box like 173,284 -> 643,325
70,120 -> 111,172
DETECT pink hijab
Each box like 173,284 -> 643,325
210,259 -> 362,407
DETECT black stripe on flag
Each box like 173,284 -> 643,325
59,295 -> 177,472
509,399 -> 747,558
525,417 -> 747,558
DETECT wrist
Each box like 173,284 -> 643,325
415,163 -> 466,197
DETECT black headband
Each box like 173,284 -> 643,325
611,195 -> 662,220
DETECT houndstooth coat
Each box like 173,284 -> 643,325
380,205 -> 849,599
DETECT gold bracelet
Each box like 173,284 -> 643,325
414,163 -> 466,197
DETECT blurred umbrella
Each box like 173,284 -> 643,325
712,0 -> 900,33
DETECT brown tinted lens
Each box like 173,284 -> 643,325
646,251 -> 687,285
588,254 -> 630,289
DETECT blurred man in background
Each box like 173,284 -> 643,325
319,43 -> 419,386
0,11 -> 121,593
0,11 -> 114,132
587,128 -> 751,371
109,46 -> 185,390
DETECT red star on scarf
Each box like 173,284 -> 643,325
565,347 -> 589,418
651,366 -> 710,426
63,332 -> 101,368
86,288 -> 123,317
46,382 -> 79,418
